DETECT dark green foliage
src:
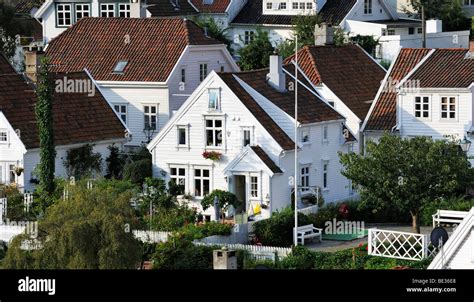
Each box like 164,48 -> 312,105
194,17 -> 233,54
0,185 -> 35,221
175,222 -> 233,240
201,189 -> 241,216
2,185 -> 141,269
292,14 -> 322,46
252,207 -> 312,247
150,206 -> 197,231
63,144 -> 102,180
238,28 -> 274,71
152,239 -> 214,270
351,35 -> 379,56
35,57 -> 56,204
339,134 -> 474,233
420,196 -> 474,226
407,0 -> 471,31
105,144 -> 125,179
123,159 -> 152,185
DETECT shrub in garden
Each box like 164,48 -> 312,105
152,239 -> 214,270
123,159 -> 152,185
420,196 -> 474,226
252,207 -> 312,247
201,190 -> 241,220
176,222 -> 233,240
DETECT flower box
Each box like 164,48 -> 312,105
202,151 -> 222,161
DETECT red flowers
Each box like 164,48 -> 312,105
202,151 -> 222,161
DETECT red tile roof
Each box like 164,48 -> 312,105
190,0 -> 231,13
285,44 -> 386,120
364,48 -> 432,131
46,18 -> 222,82
407,49 -> 473,88
251,146 -> 283,173
0,54 -> 126,149
219,65 -> 344,150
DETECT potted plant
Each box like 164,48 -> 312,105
14,166 -> 24,176
202,151 -> 222,161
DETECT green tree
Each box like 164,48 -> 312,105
339,134 -> 474,233
194,17 -> 233,54
238,28 -> 274,71
407,0 -> 470,31
105,144 -> 125,179
63,144 -> 103,180
2,184 -> 141,269
35,57 -> 56,207
0,3 -> 17,59
292,14 -> 322,47
201,189 -> 241,220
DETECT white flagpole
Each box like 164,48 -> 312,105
294,35 -> 299,247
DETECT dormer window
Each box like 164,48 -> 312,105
100,4 -> 116,17
56,4 -> 72,27
208,88 -> 220,111
118,4 -> 131,17
113,61 -> 128,74
0,130 -> 7,142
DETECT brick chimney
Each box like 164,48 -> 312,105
23,43 -> 44,84
314,23 -> 334,46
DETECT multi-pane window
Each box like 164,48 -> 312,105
441,97 -> 456,119
0,130 -> 7,142
306,2 -> 313,9
278,2 -> 286,9
323,125 -> 328,141
177,126 -> 187,146
205,118 -> 223,147
75,4 -> 90,21
322,162 -> 328,189
100,4 -> 115,17
113,104 -> 127,124
364,0 -> 372,14
194,168 -> 210,197
292,2 -> 298,9
144,105 -> 157,130
243,129 -> 251,147
208,89 -> 219,110
464,0 -> 474,6
200,63 -> 208,82
9,164 -> 15,184
301,166 -> 309,192
57,4 -> 72,26
301,128 -> 309,143
170,167 -> 186,191
414,96 -> 430,118
408,27 -> 414,35
266,2 -> 273,9
417,28 -> 423,34
181,68 -> 186,83
250,176 -> 258,198
118,4 -> 130,17
299,2 -> 305,9
244,31 -> 254,45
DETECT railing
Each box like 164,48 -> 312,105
368,228 -> 436,261
133,230 -> 170,243
193,242 -> 292,261
298,205 -> 318,216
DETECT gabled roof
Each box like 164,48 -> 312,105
251,146 -> 283,173
223,145 -> 283,176
46,18 -> 222,82
285,44 -> 386,120
363,48 -> 432,131
15,0 -> 45,15
190,0 -> 231,13
232,0 -> 357,26
0,54 -> 126,149
147,0 -> 199,17
428,207 -> 474,269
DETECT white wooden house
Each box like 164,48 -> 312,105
0,53 -> 127,191
429,207 -> 474,269
363,48 -> 474,159
44,17 -> 239,149
148,55 -> 357,221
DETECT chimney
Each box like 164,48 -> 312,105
23,44 -> 44,84
314,23 -> 334,46
130,0 -> 143,18
426,19 -> 442,34
267,54 -> 286,92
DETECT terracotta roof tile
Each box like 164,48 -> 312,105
0,54 -> 126,149
190,0 -> 231,13
364,48 -> 432,131
285,44 -> 386,120
46,18 -> 222,82
251,146 -> 283,173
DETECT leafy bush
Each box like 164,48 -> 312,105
201,190 -> 241,218
123,159 -> 152,185
420,196 -> 474,226
152,239 -> 214,270
176,222 -> 233,240
63,144 -> 103,180
105,144 -> 125,179
149,205 -> 197,231
252,207 -> 312,247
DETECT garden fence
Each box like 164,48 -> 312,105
193,242 -> 292,261
368,228 -> 437,261
297,205 -> 319,216
133,230 -> 170,243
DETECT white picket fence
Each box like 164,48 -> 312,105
133,230 -> 170,243
193,242 -> 292,261
368,228 -> 437,261
298,205 -> 319,216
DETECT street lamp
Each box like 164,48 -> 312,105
460,136 -> 471,154
143,125 -> 156,144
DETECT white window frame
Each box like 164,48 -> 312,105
113,104 -> 127,125
9,164 -> 16,184
177,125 -> 189,148
181,67 -> 186,83
208,88 -> 220,111
322,161 -> 329,190
241,126 -> 253,147
278,2 -> 286,10
301,128 -> 310,143
250,176 -> 259,198
75,4 -> 90,22
292,2 -> 298,9
306,2 -> 313,10
364,0 -> 372,14
194,168 -> 211,198
204,116 -> 224,148
56,4 -> 72,27
144,105 -> 158,130
244,31 -> 254,45
300,165 -> 310,192
170,166 -> 187,191
266,2 -> 273,9
118,3 -> 130,17
0,129 -> 8,143
100,3 -> 116,17
440,96 -> 457,120
199,63 -> 208,82
322,125 -> 329,143
414,96 -> 431,120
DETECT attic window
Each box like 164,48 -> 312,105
113,61 -> 128,74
